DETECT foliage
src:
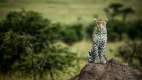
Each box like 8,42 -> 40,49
104,3 -> 123,20
118,41 -> 142,69
104,3 -> 135,21
0,10 -> 77,80
126,20 -> 142,39
43,22 -> 84,45
0,8 -> 142,80
107,20 -> 126,41
60,23 -> 84,45
0,31 -> 33,72
85,21 -> 95,40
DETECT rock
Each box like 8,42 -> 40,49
71,59 -> 142,80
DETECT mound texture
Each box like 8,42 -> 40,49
71,59 -> 142,80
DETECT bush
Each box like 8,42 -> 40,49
118,40 -> 142,69
107,20 -> 126,41
127,20 -> 142,40
60,23 -> 84,45
85,21 -> 95,40
0,10 -> 49,73
0,31 -> 33,72
0,10 -> 50,35
0,10 -> 77,80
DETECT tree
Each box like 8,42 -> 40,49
0,10 -> 77,80
104,3 -> 123,20
121,7 -> 134,21
104,3 -> 135,22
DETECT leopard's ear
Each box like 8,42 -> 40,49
96,21 -> 101,24
102,21 -> 107,26
96,21 -> 100,27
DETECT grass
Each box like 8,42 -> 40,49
70,40 -> 124,70
0,0 -> 141,23
71,40 -> 124,60
0,2 -> 106,23
0,0 -> 141,79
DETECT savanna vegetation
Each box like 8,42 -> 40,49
0,0 -> 142,80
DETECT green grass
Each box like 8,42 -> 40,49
70,40 -> 124,69
0,2 -> 106,23
71,40 -> 123,59
0,0 -> 141,23
0,0 -> 141,79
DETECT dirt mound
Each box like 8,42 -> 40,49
71,59 -> 142,80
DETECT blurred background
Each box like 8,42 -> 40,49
0,0 -> 142,80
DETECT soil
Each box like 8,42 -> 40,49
71,59 -> 142,80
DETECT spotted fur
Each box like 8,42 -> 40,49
88,22 -> 107,63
